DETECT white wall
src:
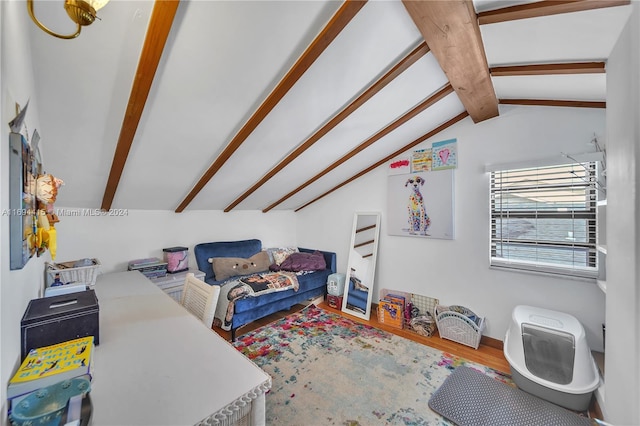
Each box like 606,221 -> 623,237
0,0 -> 47,416
53,209 -> 299,274
298,105 -> 607,352
603,1 -> 640,424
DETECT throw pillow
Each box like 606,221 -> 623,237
267,247 -> 299,266
209,251 -> 270,281
271,251 -> 326,272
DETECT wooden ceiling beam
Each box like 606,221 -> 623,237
175,0 -> 367,213
264,84 -> 454,212
491,62 -> 605,76
499,99 -> 606,108
478,0 -> 630,25
225,41 -> 431,212
101,0 -> 180,210
295,111 -> 469,212
402,0 -> 498,124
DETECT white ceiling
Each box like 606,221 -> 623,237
26,0 -> 632,211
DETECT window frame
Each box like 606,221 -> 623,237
488,158 -> 601,280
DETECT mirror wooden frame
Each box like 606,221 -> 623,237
341,212 -> 381,320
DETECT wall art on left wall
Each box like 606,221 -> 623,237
9,131 -> 36,269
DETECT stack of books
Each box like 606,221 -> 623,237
127,257 -> 168,279
7,336 -> 95,411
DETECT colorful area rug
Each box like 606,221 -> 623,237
232,304 -> 512,425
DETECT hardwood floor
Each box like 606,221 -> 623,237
325,301 -> 510,373
212,301 -> 510,373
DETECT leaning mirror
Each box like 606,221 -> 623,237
342,212 -> 381,320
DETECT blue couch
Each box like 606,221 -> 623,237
194,239 -> 336,340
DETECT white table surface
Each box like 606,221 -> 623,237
90,271 -> 271,425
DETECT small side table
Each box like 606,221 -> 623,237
147,269 -> 205,302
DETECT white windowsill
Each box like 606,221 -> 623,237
489,265 -> 598,283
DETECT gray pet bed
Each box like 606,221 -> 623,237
428,366 -> 594,426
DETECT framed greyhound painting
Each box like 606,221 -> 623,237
386,168 -> 454,240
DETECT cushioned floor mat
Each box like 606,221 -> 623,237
428,366 -> 594,426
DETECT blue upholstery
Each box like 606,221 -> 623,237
193,240 -> 336,339
346,277 -> 369,312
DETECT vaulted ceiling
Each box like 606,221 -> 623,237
26,0 -> 631,212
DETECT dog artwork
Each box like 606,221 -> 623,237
405,175 -> 431,235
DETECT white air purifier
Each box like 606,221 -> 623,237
326,273 -> 346,296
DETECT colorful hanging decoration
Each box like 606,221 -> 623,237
34,174 -> 64,258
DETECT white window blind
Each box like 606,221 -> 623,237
490,161 -> 598,279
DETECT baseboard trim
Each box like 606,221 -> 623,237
371,302 -> 504,350
594,385 -> 607,421
309,295 -> 325,306
480,335 -> 504,350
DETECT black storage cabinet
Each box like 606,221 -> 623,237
20,289 -> 99,360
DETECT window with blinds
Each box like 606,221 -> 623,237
490,161 -> 598,279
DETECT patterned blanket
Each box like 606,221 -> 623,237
214,271 -> 299,331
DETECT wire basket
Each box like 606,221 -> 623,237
407,294 -> 439,336
45,259 -> 101,287
411,294 -> 439,317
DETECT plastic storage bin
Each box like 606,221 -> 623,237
435,305 -> 485,349
163,247 -> 189,273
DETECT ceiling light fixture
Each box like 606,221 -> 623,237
27,0 -> 109,39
